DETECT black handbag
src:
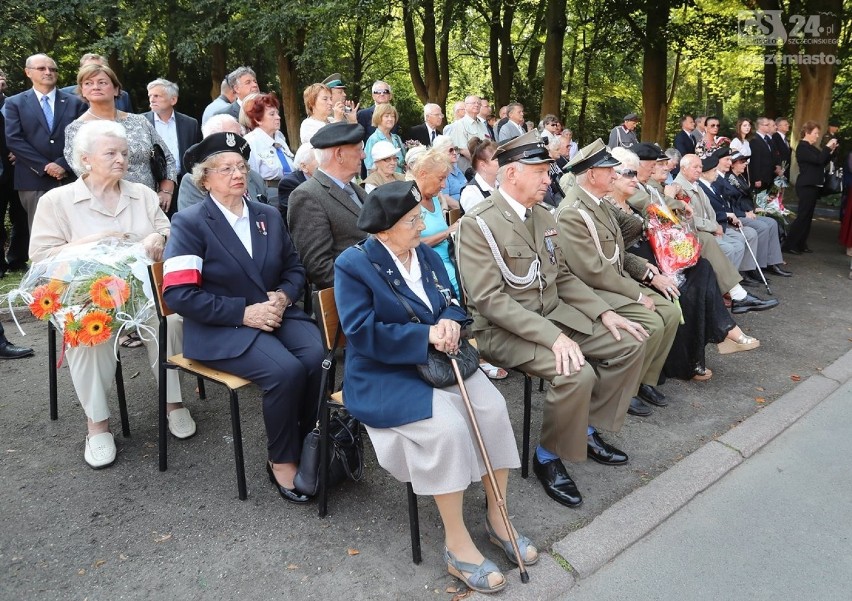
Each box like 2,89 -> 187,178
294,408 -> 364,497
367,252 -> 481,388
823,164 -> 843,195
150,143 -> 168,186
418,340 -> 480,388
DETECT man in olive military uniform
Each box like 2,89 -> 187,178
556,139 -> 679,417
456,131 -> 647,508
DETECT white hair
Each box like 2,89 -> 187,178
423,103 -> 440,119
315,147 -> 335,166
293,143 -> 315,169
71,120 -> 127,173
147,78 -> 179,99
680,154 -> 700,170
610,147 -> 640,170
431,134 -> 454,153
202,114 -> 243,137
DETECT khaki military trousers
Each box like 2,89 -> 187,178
696,231 -> 742,293
514,321 -> 645,463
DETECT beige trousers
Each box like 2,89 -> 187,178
612,291 -> 680,387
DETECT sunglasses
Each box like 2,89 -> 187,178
372,89 -> 391,95
616,169 -> 638,178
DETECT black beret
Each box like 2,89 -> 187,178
310,122 -> 365,149
357,181 -> 423,233
701,154 -> 720,172
183,132 -> 251,173
633,143 -> 667,161
711,145 -> 733,159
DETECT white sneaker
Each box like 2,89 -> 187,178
167,407 -> 197,439
84,432 -> 116,469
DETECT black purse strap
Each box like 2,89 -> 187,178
355,242 -> 422,324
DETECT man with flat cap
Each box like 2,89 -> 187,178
608,113 -> 640,149
556,139 -> 679,418
456,130 -> 648,508
288,122 -> 368,290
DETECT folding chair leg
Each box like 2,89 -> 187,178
522,374 -> 532,479
158,366 -> 169,472
197,377 -> 206,400
407,482 -> 421,564
114,356 -> 130,437
539,377 -> 545,392
318,399 -> 330,518
48,322 -> 58,421
229,390 -> 248,500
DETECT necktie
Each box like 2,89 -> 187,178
273,143 -> 291,174
430,129 -> 436,144
41,95 -> 54,131
342,183 -> 362,208
524,208 -> 535,238
764,135 -> 773,149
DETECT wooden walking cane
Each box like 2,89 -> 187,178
448,354 -> 530,584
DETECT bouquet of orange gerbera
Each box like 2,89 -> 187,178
643,203 -> 701,285
4,239 -> 154,350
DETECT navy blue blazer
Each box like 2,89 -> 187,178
3,88 -> 86,191
334,237 -> 468,429
697,179 -> 731,231
711,174 -> 751,217
674,129 -> 696,158
163,195 -> 311,362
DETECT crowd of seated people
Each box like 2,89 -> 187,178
3,52 -> 844,594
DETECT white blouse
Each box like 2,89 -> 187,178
244,128 -> 295,181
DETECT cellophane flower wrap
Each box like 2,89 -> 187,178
13,239 -> 155,349
643,203 -> 701,287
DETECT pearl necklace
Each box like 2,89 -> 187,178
86,109 -> 117,121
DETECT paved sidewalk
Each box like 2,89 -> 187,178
560,376 -> 852,601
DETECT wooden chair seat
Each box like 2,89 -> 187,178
167,354 -> 252,389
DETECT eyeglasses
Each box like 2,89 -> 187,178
29,66 -> 58,73
707,123 -> 720,128
401,213 -> 425,227
427,113 -> 444,118
447,148 -> 458,154
206,163 -> 249,176
616,169 -> 638,178
372,89 -> 391,95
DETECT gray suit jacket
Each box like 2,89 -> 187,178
287,169 -> 367,289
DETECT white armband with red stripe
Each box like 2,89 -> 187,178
163,255 -> 203,290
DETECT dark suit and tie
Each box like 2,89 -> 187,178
674,129 -> 696,158
408,122 -> 439,147
0,111 -> 29,271
748,133 -> 778,193
287,169 -> 368,290
3,87 -> 86,230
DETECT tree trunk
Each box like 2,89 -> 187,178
275,33 -> 305,147
209,43 -> 226,101
639,1 -> 669,144
402,0 -> 448,105
763,52 -> 778,118
577,30 -> 592,143
540,0 -> 567,119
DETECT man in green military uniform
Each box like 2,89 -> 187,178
556,139 -> 679,417
456,131 -> 647,508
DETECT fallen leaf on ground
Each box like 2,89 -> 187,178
451,590 -> 474,601
154,533 -> 172,543
347,548 -> 360,556
755,397 -> 766,403
77,569 -> 86,576
93,559 -> 106,568
446,586 -> 458,593
286,564 -> 298,570
130,371 -> 141,379
790,374 -> 801,381
755,386 -> 765,391
119,554 -> 128,561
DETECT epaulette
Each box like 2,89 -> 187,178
467,198 -> 495,216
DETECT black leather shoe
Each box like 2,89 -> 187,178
532,455 -> 582,508
638,384 -> 667,407
802,247 -> 813,253
627,396 -> 652,417
587,431 -> 628,466
746,270 -> 770,285
266,462 -> 310,504
783,247 -> 802,255
766,264 -> 792,277
730,293 -> 779,314
0,342 -> 34,359
739,272 -> 761,286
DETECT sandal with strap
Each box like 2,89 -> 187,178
479,361 -> 509,380
444,548 -> 506,594
717,333 -> 760,355
119,332 -> 144,348
485,517 -> 539,566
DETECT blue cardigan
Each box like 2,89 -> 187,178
334,237 -> 468,428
